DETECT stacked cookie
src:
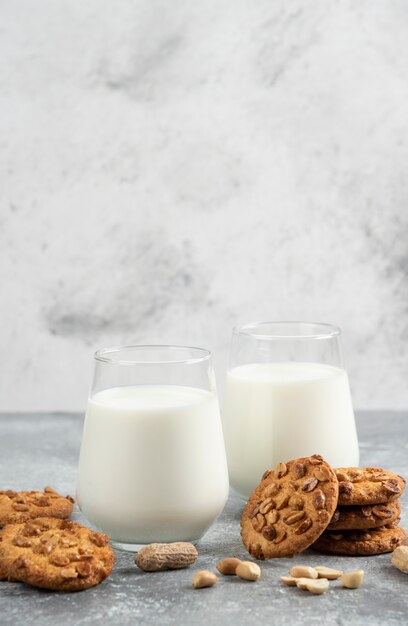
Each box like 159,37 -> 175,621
313,467 -> 406,556
241,456 -> 406,559
0,487 -> 74,527
0,487 -> 115,590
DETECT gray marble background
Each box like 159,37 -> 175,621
1,0 -> 407,411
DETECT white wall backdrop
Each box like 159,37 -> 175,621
1,0 -> 408,411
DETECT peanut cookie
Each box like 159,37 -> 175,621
0,518 -> 115,591
328,500 -> 401,531
241,454 -> 339,559
312,526 -> 407,556
0,531 -> 7,581
335,468 -> 405,506
0,487 -> 74,527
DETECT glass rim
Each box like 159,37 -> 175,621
232,321 -> 341,340
94,344 -> 212,365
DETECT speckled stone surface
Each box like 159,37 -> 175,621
0,411 -> 407,625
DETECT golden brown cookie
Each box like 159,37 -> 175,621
0,487 -> 74,528
328,500 -> 401,531
0,518 -> 115,591
335,468 -> 405,505
241,454 -> 339,559
312,526 -> 407,556
0,530 -> 7,581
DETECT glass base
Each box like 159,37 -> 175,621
111,538 -> 200,552
111,540 -> 146,552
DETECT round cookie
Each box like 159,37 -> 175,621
0,487 -> 74,527
0,530 -> 8,581
0,517 -> 115,591
312,526 -> 407,556
241,454 -> 339,559
335,468 -> 405,506
328,500 -> 401,531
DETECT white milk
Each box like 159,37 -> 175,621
77,385 -> 229,544
223,362 -> 359,498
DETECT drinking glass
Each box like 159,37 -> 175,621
77,345 -> 229,551
222,322 -> 359,499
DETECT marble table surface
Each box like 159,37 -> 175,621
0,411 -> 407,626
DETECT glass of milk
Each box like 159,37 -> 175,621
77,345 -> 229,551
223,322 -> 359,500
